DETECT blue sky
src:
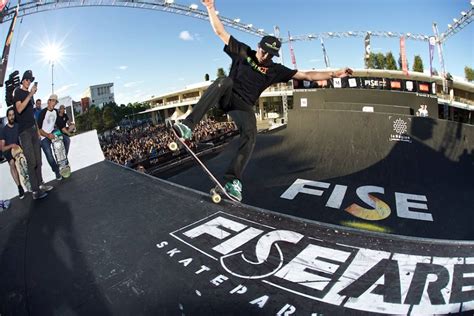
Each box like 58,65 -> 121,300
0,0 -> 472,116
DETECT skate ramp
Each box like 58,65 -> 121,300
170,109 -> 474,240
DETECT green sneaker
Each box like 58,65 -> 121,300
224,179 -> 242,201
173,122 -> 192,140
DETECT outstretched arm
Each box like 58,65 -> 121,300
202,0 -> 230,45
292,67 -> 353,81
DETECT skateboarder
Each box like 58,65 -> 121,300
13,70 -> 53,199
173,0 -> 353,201
38,94 -> 68,180
0,107 -> 26,199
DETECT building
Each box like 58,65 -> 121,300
141,69 -> 474,126
82,83 -> 115,109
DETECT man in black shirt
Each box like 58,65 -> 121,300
56,105 -> 72,154
0,107 -> 25,199
173,0 -> 352,201
13,70 -> 52,200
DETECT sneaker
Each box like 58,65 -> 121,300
173,122 -> 192,140
39,184 -> 53,192
32,190 -> 48,200
55,173 -> 63,181
0,199 -> 11,209
224,179 -> 243,201
18,186 -> 25,200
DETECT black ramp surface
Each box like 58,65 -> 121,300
170,109 -> 474,240
0,161 -> 473,315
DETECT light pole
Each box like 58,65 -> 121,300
51,60 -> 54,94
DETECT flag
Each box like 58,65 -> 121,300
288,31 -> 297,69
0,4 -> 18,88
321,38 -> 330,68
400,36 -> 408,76
429,37 -> 435,76
0,0 -> 8,12
364,33 -> 371,68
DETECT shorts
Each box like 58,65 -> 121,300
4,150 -> 13,162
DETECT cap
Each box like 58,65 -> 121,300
21,70 -> 35,82
48,94 -> 58,102
259,36 -> 281,57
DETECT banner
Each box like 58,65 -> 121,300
320,38 -> 330,68
429,37 -> 435,76
400,36 -> 408,76
364,33 -> 371,68
288,31 -> 297,69
0,4 -> 18,89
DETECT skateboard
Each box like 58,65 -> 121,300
11,146 -> 32,192
167,125 -> 239,204
52,130 -> 71,178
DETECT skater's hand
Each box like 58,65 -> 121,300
201,0 -> 214,10
334,67 -> 353,78
48,133 -> 55,140
30,84 -> 38,95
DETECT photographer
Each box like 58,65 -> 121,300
13,70 -> 52,200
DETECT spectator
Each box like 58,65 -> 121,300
34,98 -> 42,121
0,107 -> 26,199
13,70 -> 53,199
38,94 -> 68,180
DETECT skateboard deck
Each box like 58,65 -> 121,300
52,131 -> 71,178
168,126 -> 239,203
11,146 -> 31,192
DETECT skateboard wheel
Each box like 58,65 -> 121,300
211,193 -> 221,204
168,142 -> 178,152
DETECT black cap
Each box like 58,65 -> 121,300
259,36 -> 281,57
21,70 -> 35,82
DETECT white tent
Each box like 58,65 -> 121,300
177,105 -> 193,121
169,107 -> 185,121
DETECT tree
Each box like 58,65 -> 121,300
385,52 -> 397,70
374,53 -> 386,69
413,55 -> 424,72
103,106 -> 116,130
367,52 -> 377,69
465,66 -> 474,82
76,111 -> 92,133
216,67 -> 227,78
90,107 -> 104,133
204,73 -> 210,81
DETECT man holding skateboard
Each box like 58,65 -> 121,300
173,0 -> 352,201
13,70 -> 53,200
38,94 -> 69,180
0,107 -> 26,199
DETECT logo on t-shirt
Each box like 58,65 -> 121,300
246,56 -> 268,75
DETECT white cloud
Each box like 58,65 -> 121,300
21,31 -> 31,47
118,65 -> 128,70
123,81 -> 144,88
54,83 -> 78,96
179,31 -> 194,41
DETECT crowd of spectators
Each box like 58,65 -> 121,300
100,118 -> 237,168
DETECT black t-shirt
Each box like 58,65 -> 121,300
56,113 -> 69,130
224,36 -> 297,106
12,88 -> 36,133
0,123 -> 20,146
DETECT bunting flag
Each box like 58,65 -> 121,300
429,37 -> 435,76
364,33 -> 371,68
288,31 -> 297,69
0,4 -> 18,88
400,36 -> 408,76
0,0 -> 8,12
320,38 -> 330,68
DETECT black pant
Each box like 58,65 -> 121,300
18,125 -> 43,191
183,77 -> 257,182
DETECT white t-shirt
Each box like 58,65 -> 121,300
37,108 -> 58,140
